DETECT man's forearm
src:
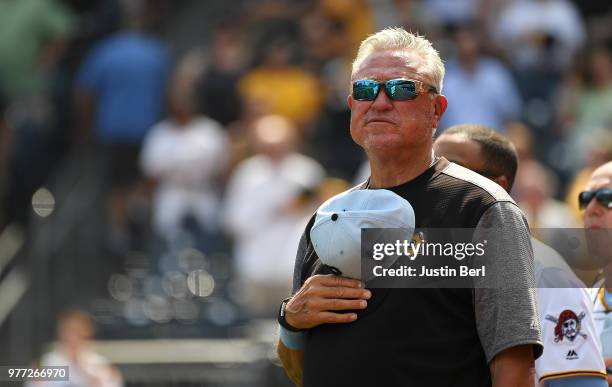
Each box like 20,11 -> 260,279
277,340 -> 304,387
276,275 -> 369,385
490,345 -> 536,387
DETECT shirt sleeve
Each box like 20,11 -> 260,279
536,274 -> 606,382
473,201 -> 543,363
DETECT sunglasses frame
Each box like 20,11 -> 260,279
578,188 -> 612,210
352,78 -> 438,101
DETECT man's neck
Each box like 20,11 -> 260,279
368,148 -> 434,188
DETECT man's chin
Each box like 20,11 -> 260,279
586,228 -> 612,266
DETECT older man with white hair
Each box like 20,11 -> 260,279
276,28 -> 542,387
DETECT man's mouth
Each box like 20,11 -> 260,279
366,118 -> 396,125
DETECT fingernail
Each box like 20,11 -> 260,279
357,282 -> 363,288
360,300 -> 367,308
350,313 -> 357,320
364,290 -> 372,299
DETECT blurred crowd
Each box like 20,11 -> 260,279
1,0 -> 611,334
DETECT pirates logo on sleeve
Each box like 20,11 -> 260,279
545,309 -> 587,343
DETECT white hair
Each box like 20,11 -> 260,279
351,27 -> 445,93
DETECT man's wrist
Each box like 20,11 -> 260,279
279,325 -> 307,350
278,297 -> 305,332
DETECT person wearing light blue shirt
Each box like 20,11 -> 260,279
439,25 -> 522,133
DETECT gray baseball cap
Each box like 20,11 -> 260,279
310,189 -> 416,280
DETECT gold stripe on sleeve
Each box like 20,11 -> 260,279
539,370 -> 607,382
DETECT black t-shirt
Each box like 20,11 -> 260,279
292,157 -> 542,387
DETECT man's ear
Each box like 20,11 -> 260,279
433,95 -> 448,125
493,175 -> 510,192
347,94 -> 353,109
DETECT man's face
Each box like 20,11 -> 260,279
582,163 -> 612,264
582,164 -> 612,230
434,134 -> 511,191
433,134 -> 485,171
58,319 -> 93,348
348,50 -> 447,156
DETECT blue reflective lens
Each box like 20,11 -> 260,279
352,79 -> 419,101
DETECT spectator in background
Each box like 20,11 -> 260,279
505,121 -> 536,163
31,309 -> 123,387
140,57 -> 229,245
224,95 -> 271,173
242,0 -> 303,55
238,38 -> 322,128
223,115 -> 324,318
493,0 -> 586,74
0,0 -> 74,226
557,48 -> 612,168
439,24 -> 522,132
0,0 -> 73,99
75,0 -> 169,253
316,0 -> 374,56
299,8 -> 353,73
513,160 -> 580,228
421,0 -> 480,29
493,0 -> 586,150
195,25 -> 247,127
565,135 -> 612,221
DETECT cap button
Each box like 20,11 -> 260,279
331,213 -> 338,221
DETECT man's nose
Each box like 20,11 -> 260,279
371,87 -> 394,110
584,196 -> 604,216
